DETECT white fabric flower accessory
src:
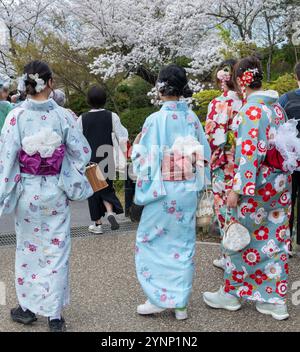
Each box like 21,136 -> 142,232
22,128 -> 62,158
22,73 -> 47,93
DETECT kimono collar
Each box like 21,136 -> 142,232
22,98 -> 59,112
160,101 -> 189,112
223,90 -> 240,101
247,90 -> 279,105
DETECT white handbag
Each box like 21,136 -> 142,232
196,186 -> 214,228
222,209 -> 251,252
111,131 -> 127,174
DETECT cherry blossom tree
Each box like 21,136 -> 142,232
67,0 -> 224,84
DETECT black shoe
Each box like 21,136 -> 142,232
107,215 -> 120,230
11,306 -> 37,325
48,317 -> 67,332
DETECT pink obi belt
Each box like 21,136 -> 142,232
162,152 -> 196,181
19,145 -> 66,176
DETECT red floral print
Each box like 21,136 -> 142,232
250,270 -> 268,285
246,106 -> 262,121
243,248 -> 261,266
241,140 -> 256,157
254,226 -> 269,241
258,183 -> 276,202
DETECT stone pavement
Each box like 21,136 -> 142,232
0,230 -> 300,332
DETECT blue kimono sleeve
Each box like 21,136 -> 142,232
58,109 -> 93,201
131,114 -> 167,206
195,117 -> 211,191
0,110 -> 24,215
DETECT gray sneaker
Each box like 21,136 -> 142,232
256,302 -> 289,321
203,286 -> 242,311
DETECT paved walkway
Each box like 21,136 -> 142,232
0,231 -> 300,332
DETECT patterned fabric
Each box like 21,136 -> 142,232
132,101 -> 210,308
224,91 -> 292,305
0,100 -> 13,132
205,91 -> 242,230
0,98 -> 93,316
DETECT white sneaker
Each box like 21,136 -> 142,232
175,308 -> 188,320
88,224 -> 103,234
137,300 -> 166,315
213,257 -> 225,270
256,302 -> 289,321
203,286 -> 242,311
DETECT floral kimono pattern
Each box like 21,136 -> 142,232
132,101 -> 210,309
205,91 -> 242,230
224,91 -> 292,305
0,99 -> 93,317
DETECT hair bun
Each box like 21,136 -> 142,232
182,85 -> 193,98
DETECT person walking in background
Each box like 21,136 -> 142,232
205,59 -> 243,270
78,85 -> 127,234
0,60 -> 93,332
203,56 -> 292,321
132,64 -> 210,320
0,80 -> 13,132
279,62 -> 300,250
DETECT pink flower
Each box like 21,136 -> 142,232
172,114 -> 178,120
32,274 -> 37,280
18,278 -> 24,285
51,238 -> 60,246
83,147 -> 89,154
153,191 -> 158,198
14,174 -> 21,183
137,180 -> 143,188
10,117 -> 16,126
168,207 -> 176,214
28,244 -> 37,252
34,228 -> 39,233
174,253 -> 180,259
160,294 -> 167,302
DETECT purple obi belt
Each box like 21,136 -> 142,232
19,145 -> 66,176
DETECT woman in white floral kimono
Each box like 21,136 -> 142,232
0,61 -> 93,331
132,65 -> 210,320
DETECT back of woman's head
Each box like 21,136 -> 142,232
87,85 -> 107,109
215,59 -> 237,91
233,56 -> 264,90
157,64 -> 193,98
23,60 -> 53,96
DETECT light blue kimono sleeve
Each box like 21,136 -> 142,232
58,108 -> 93,201
195,117 -> 211,191
0,110 -> 24,215
131,114 -> 167,206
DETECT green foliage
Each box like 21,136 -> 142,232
120,106 -> 158,140
263,73 -> 297,95
67,93 -> 89,116
193,89 -> 220,121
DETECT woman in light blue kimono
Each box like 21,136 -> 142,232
0,61 -> 93,332
132,65 -> 210,320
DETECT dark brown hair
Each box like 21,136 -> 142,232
87,85 -> 107,108
233,56 -> 264,90
158,64 -> 193,98
23,60 -> 52,96
215,59 -> 237,91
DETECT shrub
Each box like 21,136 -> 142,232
120,106 -> 158,140
263,74 -> 297,95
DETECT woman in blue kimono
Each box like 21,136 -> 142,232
132,65 -> 211,320
203,56 -> 292,321
0,61 -> 93,331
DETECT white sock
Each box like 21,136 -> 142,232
21,305 -> 28,312
107,212 -> 114,217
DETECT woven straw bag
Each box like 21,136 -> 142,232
85,163 -> 109,193
222,209 -> 251,252
196,186 -> 214,228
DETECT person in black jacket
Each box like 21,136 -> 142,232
279,62 -> 300,247
78,85 -> 127,234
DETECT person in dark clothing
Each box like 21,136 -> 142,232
279,62 -> 300,246
78,85 -> 128,234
